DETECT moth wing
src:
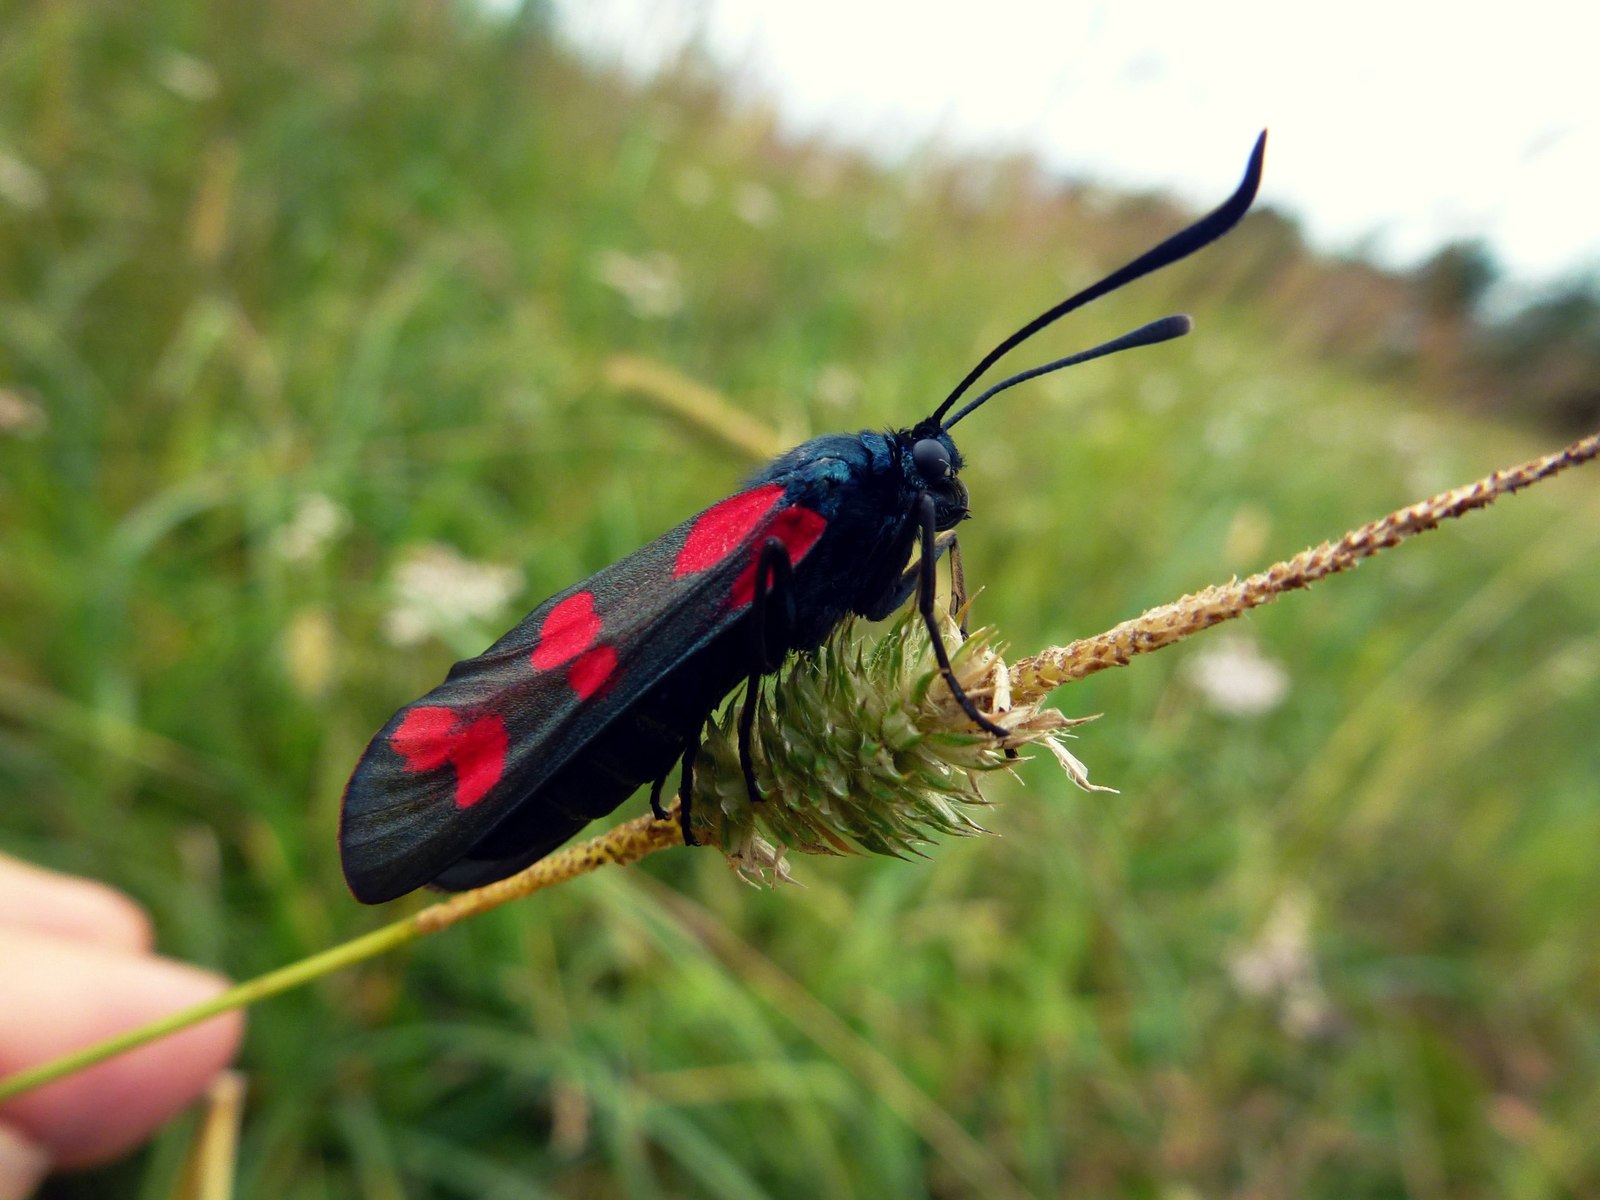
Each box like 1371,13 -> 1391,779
339,483 -> 829,902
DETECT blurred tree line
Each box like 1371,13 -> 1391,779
952,170 -> 1600,436
1450,250 -> 1600,433
1217,208 -> 1600,433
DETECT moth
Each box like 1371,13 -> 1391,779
340,134 -> 1266,903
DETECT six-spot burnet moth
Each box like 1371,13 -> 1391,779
338,132 -> 1268,904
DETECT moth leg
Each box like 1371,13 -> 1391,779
676,732 -> 700,846
947,534 -> 969,637
740,538 -> 793,806
736,681 -> 761,807
649,772 -> 670,822
917,492 -> 1008,739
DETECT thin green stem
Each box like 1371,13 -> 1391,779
0,918 -> 420,1103
0,810 -> 683,1103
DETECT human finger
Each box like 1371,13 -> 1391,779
0,855 -> 152,953
0,926 -> 244,1170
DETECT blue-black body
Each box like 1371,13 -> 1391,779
745,430 -> 969,644
339,132 -> 1266,904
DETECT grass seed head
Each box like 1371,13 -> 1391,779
689,609 -> 1112,883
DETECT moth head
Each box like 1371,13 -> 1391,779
905,425 -> 968,530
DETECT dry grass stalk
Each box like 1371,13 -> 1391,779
4,430 -> 1594,1105
1013,431 -> 1600,700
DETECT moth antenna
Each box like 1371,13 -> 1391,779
927,130 -> 1266,427
942,314 -> 1192,428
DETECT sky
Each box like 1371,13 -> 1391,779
550,0 -> 1600,296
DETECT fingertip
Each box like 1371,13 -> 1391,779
0,856 -> 154,953
57,881 -> 154,954
0,1122 -> 49,1200
0,933 -> 246,1170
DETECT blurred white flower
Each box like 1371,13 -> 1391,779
282,606 -> 336,699
1182,633 -> 1289,717
384,543 -> 523,648
1202,411 -> 1248,457
594,249 -> 684,319
0,388 -> 46,436
155,51 -> 220,101
271,493 -> 350,564
0,152 -> 46,211
732,181 -> 778,228
1229,892 -> 1313,1000
813,363 -> 861,410
1228,891 -> 1342,1041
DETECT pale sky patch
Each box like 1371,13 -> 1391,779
551,0 -> 1600,292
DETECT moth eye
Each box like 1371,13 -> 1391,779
912,437 -> 951,481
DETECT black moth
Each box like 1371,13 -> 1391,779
340,133 -> 1267,903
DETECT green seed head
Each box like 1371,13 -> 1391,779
689,609 -> 1112,883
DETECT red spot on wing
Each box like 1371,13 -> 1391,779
568,644 -> 618,700
530,590 -> 620,701
391,706 -> 457,772
730,505 -> 829,607
390,706 -> 508,809
675,484 -> 785,577
449,716 -> 509,808
530,591 -> 601,670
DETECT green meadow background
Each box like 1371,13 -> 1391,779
3,4 -> 1599,1196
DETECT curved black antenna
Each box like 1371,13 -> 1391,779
929,130 -> 1266,428
943,314 -> 1192,428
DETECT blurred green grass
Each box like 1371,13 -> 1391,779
2,4 -> 1598,1197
